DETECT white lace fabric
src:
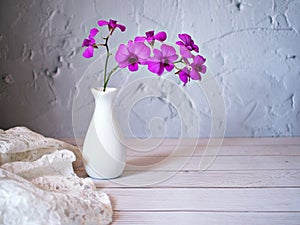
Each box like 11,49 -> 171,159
0,127 -> 112,225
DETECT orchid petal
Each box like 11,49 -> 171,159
201,65 -> 207,74
161,44 -> 176,58
128,63 -> 139,71
190,69 -> 201,80
153,48 -> 163,59
108,19 -> 117,27
98,20 -> 109,26
134,36 -> 146,42
175,41 -> 184,46
133,42 -> 150,54
83,46 -> 94,58
169,54 -> 179,62
148,62 -> 164,75
193,55 -> 206,65
193,44 -> 199,52
146,30 -> 155,37
82,39 -> 90,47
89,28 -> 99,38
179,68 -> 189,84
118,61 -> 129,68
154,31 -> 167,42
116,24 -> 126,32
164,63 -> 174,72
178,33 -> 192,44
146,37 -> 155,43
115,44 -> 130,63
135,43 -> 151,59
179,46 -> 193,58
89,38 -> 96,45
146,57 -> 160,65
127,40 -> 136,54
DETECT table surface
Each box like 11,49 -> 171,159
72,137 -> 300,225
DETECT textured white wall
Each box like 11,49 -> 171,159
0,0 -> 299,138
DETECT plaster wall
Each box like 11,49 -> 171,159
0,0 -> 299,138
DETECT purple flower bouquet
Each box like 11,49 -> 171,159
82,19 -> 207,91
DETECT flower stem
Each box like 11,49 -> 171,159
103,36 -> 110,92
103,65 -> 119,88
173,58 -> 183,64
174,65 -> 182,70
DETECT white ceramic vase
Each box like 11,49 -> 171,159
82,87 -> 126,179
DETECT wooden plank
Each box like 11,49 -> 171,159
93,170 -> 300,188
67,137 -> 300,224
112,212 -> 300,225
59,137 -> 300,148
124,155 -> 300,171
124,137 -> 300,147
126,145 -> 300,157
103,188 -> 300,211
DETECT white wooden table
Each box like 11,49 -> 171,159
75,137 -> 300,225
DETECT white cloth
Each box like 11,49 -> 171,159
0,127 -> 112,225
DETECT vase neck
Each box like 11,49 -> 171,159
91,87 -> 118,107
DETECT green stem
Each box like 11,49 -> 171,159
173,57 -> 191,71
103,65 -> 119,88
174,65 -> 182,70
103,36 -> 110,92
173,58 -> 183,64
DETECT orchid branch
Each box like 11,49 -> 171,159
82,19 -> 207,89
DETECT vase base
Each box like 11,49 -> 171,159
84,164 -> 122,180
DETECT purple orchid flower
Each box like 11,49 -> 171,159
176,33 -> 199,58
115,40 -> 151,72
191,55 -> 206,77
179,45 -> 194,58
135,30 -> 167,45
82,28 -> 99,58
176,33 -> 199,52
178,67 -> 190,85
98,19 -> 126,34
147,44 -> 178,76
178,55 -> 206,85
